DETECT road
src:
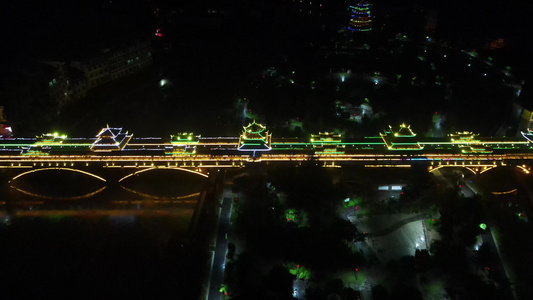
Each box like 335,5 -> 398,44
207,189 -> 233,300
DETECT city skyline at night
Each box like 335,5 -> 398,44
2,1 -> 533,299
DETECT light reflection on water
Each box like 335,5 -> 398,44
0,169 -> 206,255
1,176 -> 202,233
0,171 -> 208,297
0,181 -> 201,250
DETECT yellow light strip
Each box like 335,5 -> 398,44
491,189 -> 518,195
428,165 -> 478,175
118,166 -> 208,183
9,185 -> 106,200
119,186 -> 201,200
479,166 -> 497,174
10,167 -> 107,182
365,165 -> 411,168
516,165 -> 530,174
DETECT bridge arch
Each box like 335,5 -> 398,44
9,167 -> 107,183
428,165 -> 484,175
476,164 -> 531,175
118,166 -> 209,183
428,164 -> 531,175
119,185 -> 201,201
10,185 -> 107,200
515,165 -> 531,174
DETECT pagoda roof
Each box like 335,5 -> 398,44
96,127 -> 124,138
238,143 -> 271,151
351,0 -> 372,6
243,121 -> 267,134
522,130 -> 533,143
91,126 -> 132,151
394,124 -> 416,137
380,124 -> 422,150
311,132 -> 342,144
238,121 -> 272,151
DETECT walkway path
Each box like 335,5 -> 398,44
365,213 -> 428,237
207,189 -> 233,300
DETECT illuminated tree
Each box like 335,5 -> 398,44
286,263 -> 311,280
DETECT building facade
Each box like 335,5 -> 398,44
520,108 -> 533,132
47,40 -> 152,107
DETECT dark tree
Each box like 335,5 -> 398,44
389,284 -> 423,300
262,265 -> 295,300
305,286 -> 327,300
372,284 -> 389,300
325,278 -> 344,297
341,287 -> 361,300
227,242 -> 236,260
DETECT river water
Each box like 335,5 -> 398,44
0,169 -> 209,298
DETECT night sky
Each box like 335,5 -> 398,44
2,1 -> 533,70
1,0 -> 533,130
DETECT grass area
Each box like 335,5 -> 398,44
421,279 -> 445,300
335,269 -> 368,287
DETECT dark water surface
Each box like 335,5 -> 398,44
0,169 -> 209,298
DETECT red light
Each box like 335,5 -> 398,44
432,219 -> 435,222
248,109 -> 251,111
287,218 -> 290,221
486,267 -> 490,270
401,192 -> 404,195
435,112 -> 437,114
297,264 -> 300,268
225,292 -> 228,295
355,206 -> 358,210
459,185 -> 462,188
355,268 -> 359,271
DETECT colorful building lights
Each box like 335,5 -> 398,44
380,124 -> 423,150
238,121 -> 272,151
36,133 -> 67,145
347,1 -> 373,32
310,132 -> 344,154
91,126 -> 133,152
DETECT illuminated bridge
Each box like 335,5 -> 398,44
1,122 -> 533,180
